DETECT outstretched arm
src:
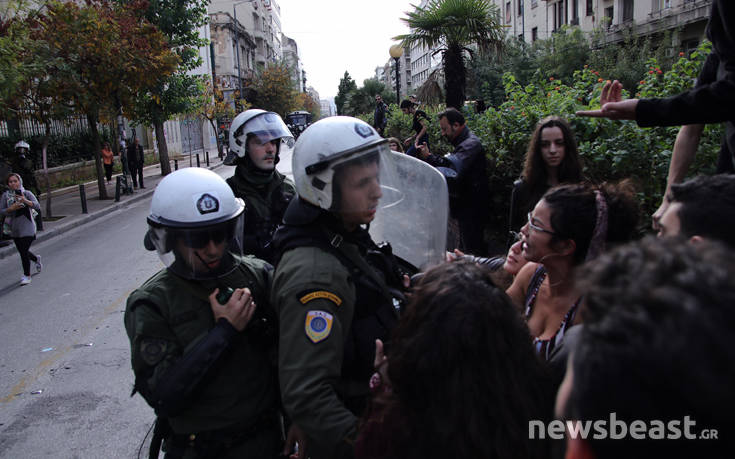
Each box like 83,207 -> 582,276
576,80 -> 638,120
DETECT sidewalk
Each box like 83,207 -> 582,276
0,154 -> 226,260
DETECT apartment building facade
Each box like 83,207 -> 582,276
282,34 -> 303,92
490,0 -> 712,50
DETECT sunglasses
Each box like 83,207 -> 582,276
177,227 -> 232,249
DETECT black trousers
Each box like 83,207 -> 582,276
13,236 -> 38,276
129,163 -> 144,187
104,164 -> 113,182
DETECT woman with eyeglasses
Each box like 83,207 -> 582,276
448,231 -> 533,289
509,116 -> 583,241
506,181 -> 639,361
356,260 -> 553,459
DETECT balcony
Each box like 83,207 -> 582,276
606,0 -> 711,42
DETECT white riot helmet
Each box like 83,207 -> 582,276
145,168 -> 245,279
293,116 -> 393,211
14,140 -> 30,154
228,109 -> 294,166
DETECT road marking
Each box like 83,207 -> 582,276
1,289 -> 134,404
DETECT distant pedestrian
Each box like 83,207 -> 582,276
1,173 -> 42,285
101,142 -> 114,183
417,108 -> 490,255
373,95 -> 388,136
127,138 -> 145,189
12,140 -> 40,196
400,99 -> 429,158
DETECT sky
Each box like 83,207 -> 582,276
277,0 -> 418,100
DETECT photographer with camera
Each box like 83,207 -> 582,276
1,173 -> 42,285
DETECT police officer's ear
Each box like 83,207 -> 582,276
145,229 -> 175,253
144,231 -> 156,251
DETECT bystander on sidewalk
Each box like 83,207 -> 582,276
0,153 -> 225,260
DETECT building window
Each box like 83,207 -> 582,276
531,0 -> 537,8
505,2 -> 511,23
605,6 -> 614,27
554,1 -> 566,30
622,0 -> 633,22
517,0 -> 523,16
586,0 -> 593,16
572,0 -> 578,21
532,27 -> 538,42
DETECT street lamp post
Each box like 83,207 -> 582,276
389,45 -> 403,105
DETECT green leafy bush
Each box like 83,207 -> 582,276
374,41 -> 721,246
0,127 -> 113,169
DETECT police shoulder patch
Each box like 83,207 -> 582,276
298,289 -> 342,307
305,310 -> 333,343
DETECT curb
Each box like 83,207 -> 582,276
0,162 -> 223,261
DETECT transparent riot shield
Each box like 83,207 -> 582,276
370,151 -> 448,271
275,138 -> 294,177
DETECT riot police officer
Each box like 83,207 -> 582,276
271,116 -> 409,459
12,141 -> 40,196
124,168 -> 285,458
226,109 -> 295,263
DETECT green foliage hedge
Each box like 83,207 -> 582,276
372,41 -> 722,245
0,127 -> 113,169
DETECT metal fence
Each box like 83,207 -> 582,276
0,113 -> 89,138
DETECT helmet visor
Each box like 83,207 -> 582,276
328,142 -> 403,228
149,214 -> 245,280
238,112 -> 293,146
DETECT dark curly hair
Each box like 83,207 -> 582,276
568,237 -> 735,458
521,116 -> 582,192
359,261 -> 553,459
542,180 -> 640,264
669,174 -> 735,249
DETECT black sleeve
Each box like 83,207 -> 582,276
636,2 -> 735,127
149,318 -> 239,417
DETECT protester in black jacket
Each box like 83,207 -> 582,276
418,108 -> 489,255
373,95 -> 388,136
127,138 -> 145,189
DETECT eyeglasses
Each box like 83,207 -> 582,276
527,212 -> 556,235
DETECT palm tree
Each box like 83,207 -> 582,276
395,0 -> 504,109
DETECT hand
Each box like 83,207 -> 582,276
652,198 -> 669,231
416,142 -> 430,159
208,288 -> 256,332
8,201 -> 23,211
283,424 -> 307,459
374,339 -> 387,371
576,80 -> 638,120
445,248 -> 466,262
372,339 -> 391,388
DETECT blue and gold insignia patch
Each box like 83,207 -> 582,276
305,310 -> 333,343
299,289 -> 342,306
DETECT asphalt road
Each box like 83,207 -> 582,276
0,166 -> 237,458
